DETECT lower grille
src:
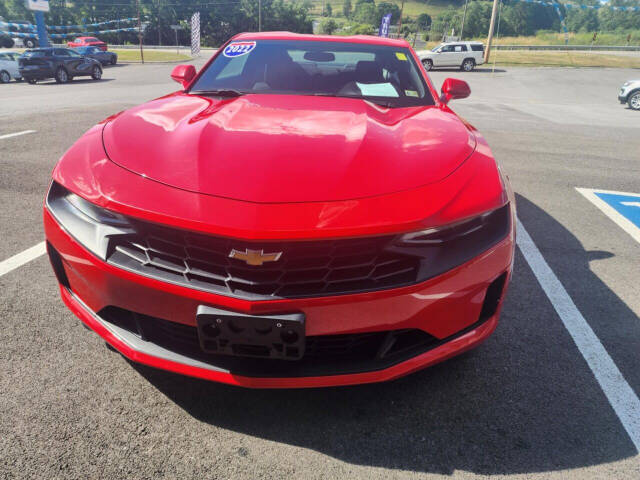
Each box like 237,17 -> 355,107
98,307 -> 440,377
107,221 -> 420,300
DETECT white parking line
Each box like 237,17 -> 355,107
0,242 -> 46,278
517,218 -> 640,451
0,130 -> 36,140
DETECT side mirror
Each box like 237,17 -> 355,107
440,78 -> 471,104
171,64 -> 196,88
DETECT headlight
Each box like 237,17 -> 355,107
392,203 -> 511,281
46,182 -> 133,259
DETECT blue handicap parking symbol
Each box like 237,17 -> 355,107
594,192 -> 640,229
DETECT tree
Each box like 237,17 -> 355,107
0,0 -> 314,48
430,8 -> 462,39
375,2 -> 401,25
350,23 -> 375,34
343,0 -> 352,18
461,2 -> 492,38
321,18 -> 339,34
566,8 -> 599,33
241,0 -> 313,37
416,13 -> 432,31
354,3 -> 377,24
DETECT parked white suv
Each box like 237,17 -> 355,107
618,80 -> 640,110
417,42 -> 485,72
0,51 -> 22,83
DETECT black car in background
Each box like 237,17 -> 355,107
19,48 -> 102,84
0,32 -> 15,48
73,46 -> 117,65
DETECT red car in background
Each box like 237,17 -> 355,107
67,36 -> 107,51
44,32 -> 515,388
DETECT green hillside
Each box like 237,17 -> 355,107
307,0 -> 454,20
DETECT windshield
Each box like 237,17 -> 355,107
432,44 -> 444,52
190,39 -> 434,108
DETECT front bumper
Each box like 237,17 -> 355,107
619,87 -> 632,103
44,204 -> 514,388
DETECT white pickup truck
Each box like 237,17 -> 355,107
417,41 -> 485,72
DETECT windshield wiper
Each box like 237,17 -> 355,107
365,99 -> 396,108
309,93 -> 396,108
190,89 -> 246,97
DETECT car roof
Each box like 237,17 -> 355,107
231,31 -> 411,48
440,41 -> 483,44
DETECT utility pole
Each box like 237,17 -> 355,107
484,0 -> 499,63
259,0 -> 262,31
460,0 -> 470,40
137,0 -> 144,64
397,0 -> 405,38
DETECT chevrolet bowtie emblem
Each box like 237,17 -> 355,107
228,248 -> 282,266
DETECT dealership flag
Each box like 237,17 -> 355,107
191,12 -> 200,56
378,13 -> 392,38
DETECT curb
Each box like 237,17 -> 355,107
118,58 -> 195,65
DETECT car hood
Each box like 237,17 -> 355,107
102,93 -> 476,203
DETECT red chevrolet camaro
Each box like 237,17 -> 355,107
44,32 -> 515,388
67,36 -> 108,51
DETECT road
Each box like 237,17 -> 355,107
1,61 -> 639,479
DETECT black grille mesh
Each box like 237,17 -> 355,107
98,307 -> 439,377
107,221 -> 420,300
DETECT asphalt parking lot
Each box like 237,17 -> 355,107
1,60 -> 639,479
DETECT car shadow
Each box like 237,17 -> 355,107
130,193 -> 637,475
429,67 -> 507,74
24,78 -> 115,85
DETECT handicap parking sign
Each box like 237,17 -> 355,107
577,188 -> 640,244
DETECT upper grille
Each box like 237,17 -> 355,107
107,220 -> 420,300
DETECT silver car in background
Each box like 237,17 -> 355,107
0,51 -> 22,83
618,80 -> 640,110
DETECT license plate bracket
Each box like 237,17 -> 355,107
196,306 -> 305,360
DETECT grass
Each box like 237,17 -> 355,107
397,0 -> 451,18
471,31 -> 640,46
309,0 -> 450,20
489,50 -> 640,68
113,49 -> 191,62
